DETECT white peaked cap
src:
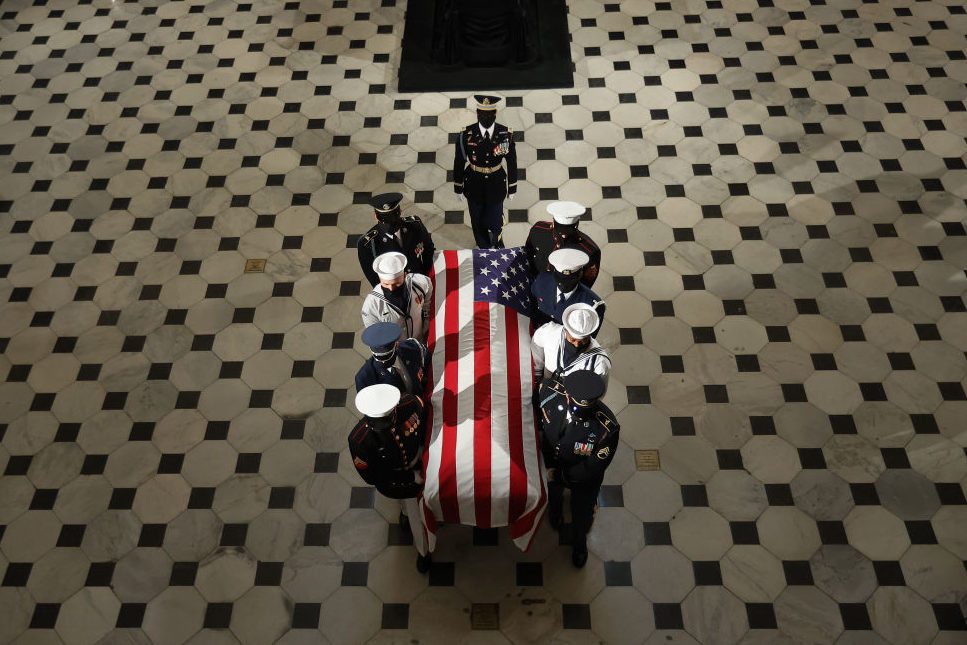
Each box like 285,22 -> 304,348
373,251 -> 407,280
547,201 -> 585,225
562,303 -> 599,339
355,383 -> 401,418
548,248 -> 590,273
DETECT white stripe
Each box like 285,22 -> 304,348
489,302 -> 511,525
453,250 -> 477,523
514,310 -> 545,550
423,250 -> 449,523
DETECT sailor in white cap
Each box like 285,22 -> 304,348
530,247 -> 605,335
361,251 -> 433,343
532,303 -> 611,389
524,201 -> 601,288
348,384 -> 432,572
452,94 -> 518,249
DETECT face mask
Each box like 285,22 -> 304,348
378,214 -> 401,235
375,348 -> 398,367
570,402 -> 595,421
477,111 -> 496,129
554,270 -> 581,293
555,222 -> 577,238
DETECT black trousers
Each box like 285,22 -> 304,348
467,198 -> 504,249
548,475 -> 601,547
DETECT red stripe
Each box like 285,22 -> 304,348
439,251 -> 461,523
472,300 -> 492,528
505,307 -> 527,522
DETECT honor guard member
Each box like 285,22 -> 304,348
355,322 -> 429,396
362,252 -> 433,343
357,192 -> 435,287
349,384 -> 432,572
452,94 -> 518,249
532,303 -> 611,390
524,201 -> 601,288
538,370 -> 619,568
530,248 -> 605,336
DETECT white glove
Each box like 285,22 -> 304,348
507,193 -> 516,201
457,193 -> 465,202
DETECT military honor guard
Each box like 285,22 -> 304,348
349,384 -> 432,572
361,251 -> 433,343
538,370 -> 620,567
357,192 -> 435,287
355,322 -> 429,396
524,201 -> 601,288
530,248 -> 605,335
532,303 -> 611,389
452,94 -> 518,249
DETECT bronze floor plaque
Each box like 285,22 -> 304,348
635,449 -> 660,471
244,259 -> 266,273
470,603 -> 499,630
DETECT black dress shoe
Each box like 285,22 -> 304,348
416,553 -> 433,574
571,544 -> 588,568
398,511 -> 409,531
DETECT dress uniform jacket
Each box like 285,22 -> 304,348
524,221 -> 601,288
453,123 -> 517,223
348,393 -> 426,499
530,272 -> 605,336
538,379 -> 620,486
361,273 -> 433,343
531,322 -> 611,388
357,216 -> 435,286
354,338 -> 429,396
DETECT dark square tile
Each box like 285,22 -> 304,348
562,603 -> 591,629
204,602 -> 233,629
730,521 -> 759,545
817,520 -> 849,545
932,603 -> 966,631
221,523 -> 248,547
693,561 -> 722,585
782,560 -> 814,585
268,486 -> 295,509
349,486 -> 375,509
682,484 -> 708,507
291,603 -> 320,629
746,603 -> 777,629
603,561 -> 633,586
644,522 -> 672,545
873,560 -> 905,586
429,561 -> 455,586
906,520 -> 937,545
598,485 -> 623,507
382,603 -> 409,629
30,603 -> 60,629
516,562 -> 543,586
116,602 -> 146,628
840,603 -> 872,630
255,561 -> 284,586
169,561 -> 198,586
653,603 -> 684,629
304,523 -> 331,547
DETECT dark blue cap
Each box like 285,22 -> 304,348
564,370 -> 606,405
362,322 -> 402,353
371,192 -> 403,214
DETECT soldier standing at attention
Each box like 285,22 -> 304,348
524,200 -> 601,288
349,384 -> 432,572
361,252 -> 433,343
357,192 -> 435,287
453,94 -> 518,249
538,370 -> 620,568
355,322 -> 429,396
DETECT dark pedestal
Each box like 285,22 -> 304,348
398,0 -> 573,92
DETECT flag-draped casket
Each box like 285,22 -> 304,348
420,248 -> 547,551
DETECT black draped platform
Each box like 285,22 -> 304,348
398,0 -> 573,92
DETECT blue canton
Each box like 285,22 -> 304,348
472,247 -> 532,316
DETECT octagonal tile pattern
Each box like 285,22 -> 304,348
1,0 -> 966,643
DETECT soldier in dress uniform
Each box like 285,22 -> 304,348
349,384 -> 432,572
524,201 -> 601,288
357,192 -> 435,286
530,248 -> 605,336
532,303 -> 611,390
355,322 -> 429,397
361,252 -> 433,343
453,94 -> 518,249
538,370 -> 619,568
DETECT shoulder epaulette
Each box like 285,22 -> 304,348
533,220 -> 553,231
402,214 -> 421,224
596,409 -> 618,430
359,229 -> 378,243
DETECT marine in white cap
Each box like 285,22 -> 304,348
348,384 -> 432,572
452,94 -> 518,249
529,247 -> 606,335
361,251 -> 433,343
524,200 -> 601,288
531,302 -> 611,388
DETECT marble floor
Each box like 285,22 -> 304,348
1,0 -> 966,643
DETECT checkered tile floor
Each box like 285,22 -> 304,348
1,0 -> 966,643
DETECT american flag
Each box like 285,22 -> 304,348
420,248 -> 547,551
